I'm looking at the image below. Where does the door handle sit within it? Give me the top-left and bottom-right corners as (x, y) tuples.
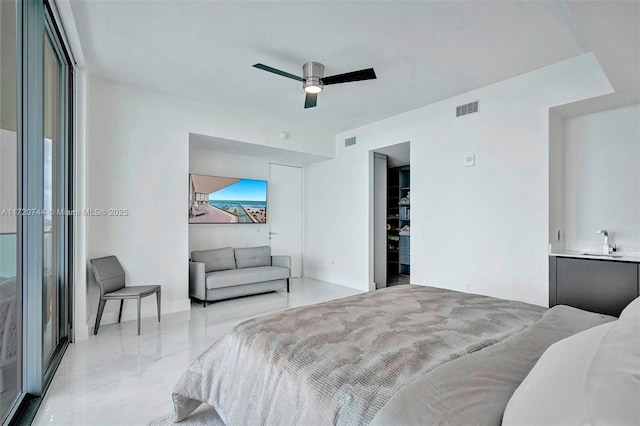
(269, 232), (278, 235)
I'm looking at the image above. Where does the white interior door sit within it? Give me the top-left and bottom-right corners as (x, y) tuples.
(269, 164), (303, 277)
(373, 153), (388, 289)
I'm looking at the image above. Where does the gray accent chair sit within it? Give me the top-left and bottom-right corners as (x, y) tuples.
(90, 255), (161, 335)
(189, 246), (291, 307)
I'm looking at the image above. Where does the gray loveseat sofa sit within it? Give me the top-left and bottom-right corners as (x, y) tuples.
(189, 246), (291, 306)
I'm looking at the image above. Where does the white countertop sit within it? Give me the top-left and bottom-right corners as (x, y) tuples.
(549, 249), (640, 263)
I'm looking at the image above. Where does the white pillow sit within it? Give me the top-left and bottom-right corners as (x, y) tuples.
(503, 316), (640, 425)
(586, 316), (640, 425)
(620, 296), (640, 319)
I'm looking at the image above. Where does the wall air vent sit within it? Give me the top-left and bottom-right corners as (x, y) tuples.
(345, 136), (356, 147)
(456, 101), (479, 117)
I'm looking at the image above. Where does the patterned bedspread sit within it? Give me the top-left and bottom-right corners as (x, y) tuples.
(172, 285), (545, 425)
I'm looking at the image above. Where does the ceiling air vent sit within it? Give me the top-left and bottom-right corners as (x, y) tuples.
(345, 136), (356, 147)
(456, 101), (479, 117)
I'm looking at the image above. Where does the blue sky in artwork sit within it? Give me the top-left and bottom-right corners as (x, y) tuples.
(209, 179), (267, 202)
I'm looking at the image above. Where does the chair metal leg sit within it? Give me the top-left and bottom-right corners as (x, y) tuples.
(156, 289), (161, 322)
(94, 299), (106, 335)
(118, 300), (124, 323)
(137, 297), (141, 335)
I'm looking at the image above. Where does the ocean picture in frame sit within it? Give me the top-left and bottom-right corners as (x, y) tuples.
(189, 174), (267, 224)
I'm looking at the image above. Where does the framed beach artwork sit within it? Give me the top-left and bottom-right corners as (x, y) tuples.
(189, 174), (267, 224)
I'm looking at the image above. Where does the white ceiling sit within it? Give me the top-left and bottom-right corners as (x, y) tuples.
(69, 0), (639, 152)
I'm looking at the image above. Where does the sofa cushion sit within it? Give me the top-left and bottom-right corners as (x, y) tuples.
(206, 266), (289, 290)
(234, 246), (271, 269)
(191, 247), (236, 272)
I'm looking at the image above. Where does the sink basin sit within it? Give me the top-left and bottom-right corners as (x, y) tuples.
(581, 253), (624, 258)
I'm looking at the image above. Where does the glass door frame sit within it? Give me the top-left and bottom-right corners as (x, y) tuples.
(1, 0), (23, 422)
(42, 1), (72, 382)
(8, 0), (74, 422)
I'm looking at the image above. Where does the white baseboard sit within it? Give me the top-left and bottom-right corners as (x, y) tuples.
(73, 322), (90, 341)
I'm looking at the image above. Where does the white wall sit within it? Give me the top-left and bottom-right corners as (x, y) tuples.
(74, 68), (89, 340)
(188, 146), (294, 252)
(305, 53), (613, 306)
(563, 104), (640, 254)
(85, 76), (332, 332)
(548, 110), (565, 250)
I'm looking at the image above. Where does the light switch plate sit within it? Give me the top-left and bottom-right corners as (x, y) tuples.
(464, 153), (476, 167)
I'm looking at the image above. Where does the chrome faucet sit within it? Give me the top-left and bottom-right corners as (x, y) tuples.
(598, 230), (615, 254)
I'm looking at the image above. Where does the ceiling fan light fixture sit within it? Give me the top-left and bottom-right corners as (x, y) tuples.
(302, 61), (325, 94)
(252, 60), (376, 109)
(304, 82), (323, 94)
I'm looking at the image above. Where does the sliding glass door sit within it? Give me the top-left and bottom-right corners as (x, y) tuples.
(43, 19), (69, 374)
(37, 0), (73, 391)
(0, 0), (73, 422)
(0, 0), (20, 420)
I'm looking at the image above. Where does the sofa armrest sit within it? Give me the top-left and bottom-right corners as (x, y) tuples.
(189, 261), (206, 300)
(271, 255), (291, 276)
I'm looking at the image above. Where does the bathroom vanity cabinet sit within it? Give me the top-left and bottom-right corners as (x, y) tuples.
(549, 255), (639, 317)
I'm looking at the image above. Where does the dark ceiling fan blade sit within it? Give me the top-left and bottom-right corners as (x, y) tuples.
(321, 68), (376, 85)
(304, 92), (317, 109)
(252, 63), (303, 82)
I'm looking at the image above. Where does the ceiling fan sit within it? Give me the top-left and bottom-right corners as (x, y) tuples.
(252, 62), (377, 109)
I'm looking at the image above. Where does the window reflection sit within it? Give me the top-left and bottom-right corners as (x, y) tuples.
(0, 0), (20, 419)
(43, 34), (59, 366)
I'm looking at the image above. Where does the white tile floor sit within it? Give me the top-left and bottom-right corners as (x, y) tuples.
(33, 278), (362, 425)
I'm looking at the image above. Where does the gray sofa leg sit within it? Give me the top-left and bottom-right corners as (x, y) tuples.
(287, 278), (290, 293)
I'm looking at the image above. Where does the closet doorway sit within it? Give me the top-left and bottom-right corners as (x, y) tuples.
(371, 142), (410, 289)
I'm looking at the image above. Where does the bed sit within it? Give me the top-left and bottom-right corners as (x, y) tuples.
(170, 285), (640, 425)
